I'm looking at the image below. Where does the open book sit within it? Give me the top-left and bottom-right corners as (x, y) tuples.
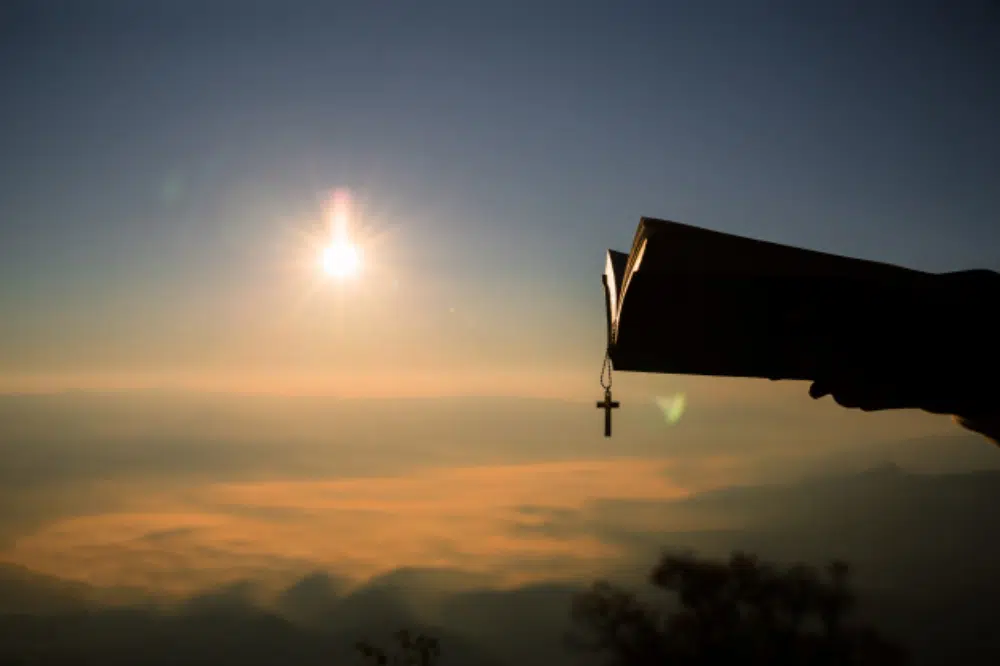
(602, 217), (934, 381)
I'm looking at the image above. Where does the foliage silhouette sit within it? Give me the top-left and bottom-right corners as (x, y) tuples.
(567, 551), (907, 666)
(356, 628), (441, 666)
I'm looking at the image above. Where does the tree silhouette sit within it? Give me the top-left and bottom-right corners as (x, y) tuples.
(568, 551), (907, 666)
(355, 629), (441, 666)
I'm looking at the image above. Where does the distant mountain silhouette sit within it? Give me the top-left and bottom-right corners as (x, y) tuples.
(796, 432), (1000, 477)
(0, 563), (92, 614)
(439, 582), (582, 666)
(4, 467), (1000, 665)
(274, 570), (350, 627)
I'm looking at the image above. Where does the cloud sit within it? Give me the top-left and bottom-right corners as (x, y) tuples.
(0, 392), (988, 604)
(6, 467), (1000, 665)
(2, 459), (693, 594)
(0, 564), (520, 666)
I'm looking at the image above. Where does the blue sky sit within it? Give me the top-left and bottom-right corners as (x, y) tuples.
(1, 0), (998, 390)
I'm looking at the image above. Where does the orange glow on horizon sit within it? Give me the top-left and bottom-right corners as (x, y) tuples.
(0, 459), (693, 594)
(0, 368), (595, 400)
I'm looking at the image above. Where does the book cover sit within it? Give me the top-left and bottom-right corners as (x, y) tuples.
(604, 218), (945, 384)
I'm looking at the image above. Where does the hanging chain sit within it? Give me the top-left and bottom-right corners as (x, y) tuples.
(600, 349), (613, 391)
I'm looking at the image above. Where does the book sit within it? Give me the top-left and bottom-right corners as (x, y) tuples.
(602, 217), (998, 414)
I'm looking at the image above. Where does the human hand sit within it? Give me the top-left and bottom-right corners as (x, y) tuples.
(803, 269), (1000, 447)
(808, 378), (999, 447)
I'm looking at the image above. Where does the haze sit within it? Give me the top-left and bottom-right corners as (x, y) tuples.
(1, 2), (999, 664)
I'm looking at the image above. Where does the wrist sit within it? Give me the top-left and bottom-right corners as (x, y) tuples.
(953, 414), (1000, 447)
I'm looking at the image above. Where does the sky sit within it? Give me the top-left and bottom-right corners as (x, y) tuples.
(1, 2), (1000, 662)
(2, 0), (999, 396)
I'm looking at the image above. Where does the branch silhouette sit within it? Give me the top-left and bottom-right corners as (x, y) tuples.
(567, 551), (907, 666)
(356, 629), (441, 666)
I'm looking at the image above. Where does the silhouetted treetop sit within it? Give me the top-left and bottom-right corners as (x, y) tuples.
(569, 550), (907, 666)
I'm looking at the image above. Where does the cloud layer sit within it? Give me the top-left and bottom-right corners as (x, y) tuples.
(0, 391), (984, 596)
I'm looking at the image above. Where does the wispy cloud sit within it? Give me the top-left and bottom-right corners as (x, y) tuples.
(3, 459), (694, 593)
(0, 392), (969, 597)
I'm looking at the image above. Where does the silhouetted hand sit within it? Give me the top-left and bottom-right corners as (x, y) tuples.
(806, 269), (1000, 448)
(809, 374), (1000, 447)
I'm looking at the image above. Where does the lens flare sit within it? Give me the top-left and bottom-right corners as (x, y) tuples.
(655, 393), (687, 424)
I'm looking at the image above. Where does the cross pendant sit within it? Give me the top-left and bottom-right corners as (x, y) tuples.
(596, 388), (620, 437)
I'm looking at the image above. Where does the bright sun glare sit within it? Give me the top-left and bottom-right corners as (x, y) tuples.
(322, 240), (363, 278)
(316, 188), (364, 280)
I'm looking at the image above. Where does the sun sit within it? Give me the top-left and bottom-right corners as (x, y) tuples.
(321, 239), (363, 278)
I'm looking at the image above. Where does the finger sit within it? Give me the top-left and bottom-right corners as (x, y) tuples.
(837, 382), (902, 411)
(832, 391), (863, 410)
(811, 380), (895, 411)
(810, 380), (866, 408)
(809, 381), (830, 400)
(810, 380), (875, 407)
